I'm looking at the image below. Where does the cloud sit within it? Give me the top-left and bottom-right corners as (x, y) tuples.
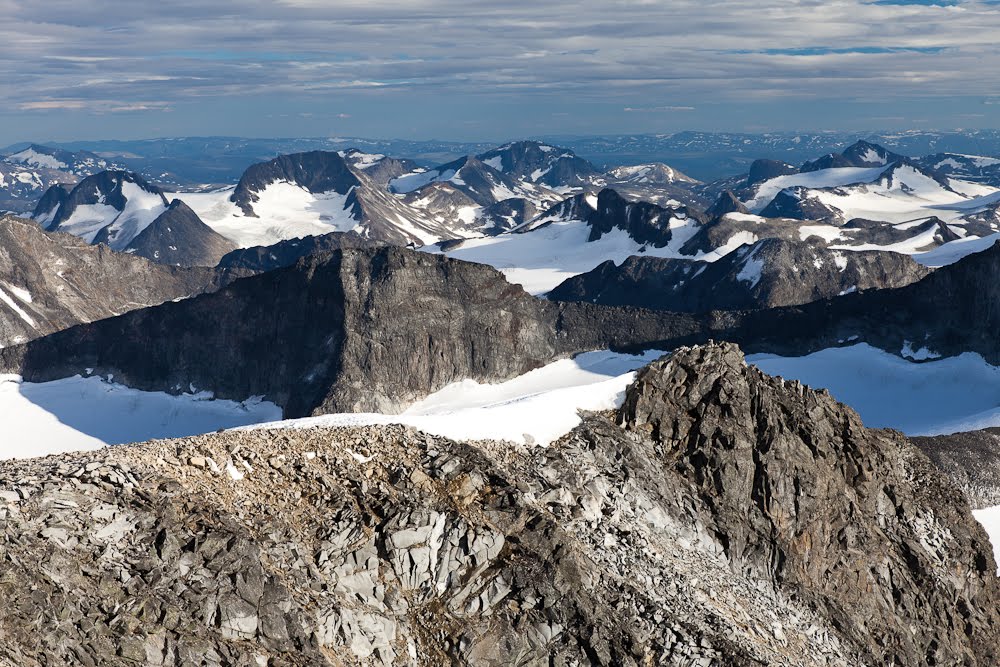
(1, 0), (999, 137)
(624, 106), (696, 112)
(18, 99), (171, 113)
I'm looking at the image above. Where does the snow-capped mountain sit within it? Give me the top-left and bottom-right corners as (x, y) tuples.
(917, 153), (1000, 188)
(34, 171), (234, 267)
(4, 144), (123, 176)
(605, 162), (699, 186)
(476, 140), (601, 188)
(42, 171), (171, 246)
(547, 236), (929, 311)
(800, 140), (906, 172)
(176, 150), (490, 248)
(0, 145), (129, 214)
(388, 151), (570, 235)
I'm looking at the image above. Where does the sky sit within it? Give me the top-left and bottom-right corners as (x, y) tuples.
(2, 0), (1000, 144)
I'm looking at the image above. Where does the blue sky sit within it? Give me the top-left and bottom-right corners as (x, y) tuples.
(1, 0), (999, 144)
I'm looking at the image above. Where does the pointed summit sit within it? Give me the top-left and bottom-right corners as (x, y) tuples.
(706, 190), (749, 219)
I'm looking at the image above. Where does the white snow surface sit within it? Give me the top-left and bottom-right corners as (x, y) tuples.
(973, 505), (1000, 574)
(1, 374), (281, 459)
(2, 349), (663, 458)
(55, 181), (168, 249)
(747, 344), (1000, 436)
(172, 182), (361, 248)
(7, 148), (66, 170)
(423, 218), (730, 295)
(746, 166), (891, 211)
(242, 349), (666, 446)
(735, 246), (764, 288)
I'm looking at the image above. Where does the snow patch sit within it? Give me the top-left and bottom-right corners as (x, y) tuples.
(1, 375), (281, 458)
(242, 349), (666, 447)
(747, 344), (1000, 436)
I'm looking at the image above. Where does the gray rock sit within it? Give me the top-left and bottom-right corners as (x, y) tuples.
(0, 343), (995, 665)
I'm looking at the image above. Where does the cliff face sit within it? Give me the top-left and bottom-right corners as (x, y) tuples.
(0, 247), (566, 417)
(0, 215), (238, 347)
(0, 343), (994, 666)
(548, 238), (930, 312)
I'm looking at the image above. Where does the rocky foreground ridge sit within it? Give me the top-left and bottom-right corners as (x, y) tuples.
(0, 343), (996, 666)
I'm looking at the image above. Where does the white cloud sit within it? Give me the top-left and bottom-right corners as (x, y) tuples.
(1, 0), (999, 129)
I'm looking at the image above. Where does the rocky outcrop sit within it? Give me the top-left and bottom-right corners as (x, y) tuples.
(746, 158), (798, 187)
(340, 149), (419, 185)
(0, 245), (707, 416)
(0, 247), (562, 416)
(0, 215), (239, 346)
(125, 199), (236, 267)
(477, 198), (538, 234)
(518, 192), (596, 232)
(800, 140), (905, 172)
(216, 231), (376, 272)
(548, 237), (930, 311)
(0, 343), (995, 665)
(759, 187), (845, 222)
(705, 190), (749, 219)
(912, 428), (1000, 509)
(587, 188), (706, 247)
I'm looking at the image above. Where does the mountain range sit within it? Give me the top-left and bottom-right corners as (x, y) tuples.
(8, 132), (1000, 664)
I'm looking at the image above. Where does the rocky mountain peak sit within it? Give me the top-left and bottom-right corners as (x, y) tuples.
(706, 189), (749, 218)
(124, 199), (237, 267)
(746, 158), (798, 187)
(588, 188), (704, 247)
(477, 140), (600, 187)
(618, 342), (1000, 665)
(801, 140), (906, 173)
(0, 342), (996, 664)
(230, 151), (362, 217)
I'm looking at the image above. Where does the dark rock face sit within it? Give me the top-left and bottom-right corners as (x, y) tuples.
(912, 428), (1000, 509)
(0, 215), (238, 346)
(216, 231), (375, 272)
(691, 240), (1000, 365)
(0, 343), (995, 665)
(800, 140), (905, 172)
(477, 198), (538, 234)
(231, 151), (363, 217)
(746, 158), (798, 187)
(31, 183), (72, 226)
(340, 148), (419, 185)
(48, 170), (168, 231)
(549, 237), (930, 311)
(125, 199), (236, 267)
(705, 190), (749, 218)
(0, 242), (710, 416)
(476, 140), (601, 188)
(759, 187), (844, 222)
(618, 344), (1000, 666)
(587, 189), (705, 247)
(520, 192), (597, 231)
(0, 247), (562, 417)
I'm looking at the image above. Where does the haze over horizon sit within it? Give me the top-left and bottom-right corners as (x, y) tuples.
(2, 0), (1000, 145)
